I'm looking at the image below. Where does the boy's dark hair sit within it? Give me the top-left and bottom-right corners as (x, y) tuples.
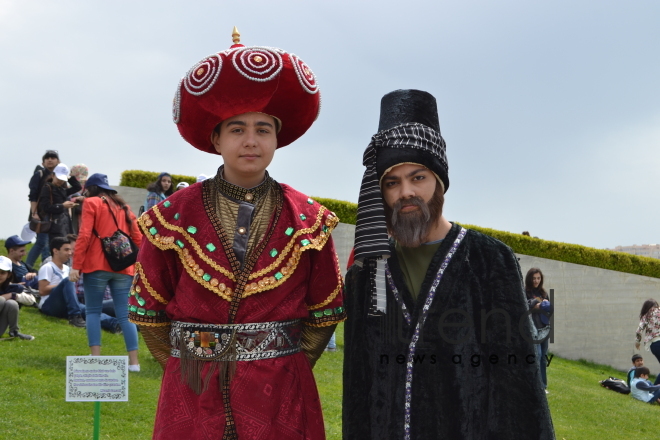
(632, 354), (643, 363)
(66, 234), (78, 242)
(49, 236), (71, 256)
(634, 367), (651, 378)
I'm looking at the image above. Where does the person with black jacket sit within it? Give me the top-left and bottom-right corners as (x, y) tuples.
(38, 163), (81, 247)
(525, 267), (554, 393)
(26, 150), (60, 267)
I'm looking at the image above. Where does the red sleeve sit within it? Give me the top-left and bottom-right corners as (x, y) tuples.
(73, 199), (97, 271)
(128, 217), (177, 327)
(303, 235), (346, 327)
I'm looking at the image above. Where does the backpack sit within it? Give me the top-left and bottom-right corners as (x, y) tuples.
(599, 376), (630, 394)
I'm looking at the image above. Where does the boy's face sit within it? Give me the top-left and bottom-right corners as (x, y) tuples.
(212, 112), (277, 181)
(641, 373), (650, 380)
(634, 358), (644, 368)
(8, 246), (26, 261)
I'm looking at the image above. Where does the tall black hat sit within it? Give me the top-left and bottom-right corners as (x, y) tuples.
(354, 89), (449, 314)
(375, 89), (449, 192)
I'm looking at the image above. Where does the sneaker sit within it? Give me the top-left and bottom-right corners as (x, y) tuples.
(68, 315), (86, 328)
(325, 347), (337, 352)
(128, 364), (140, 372)
(545, 389), (549, 394)
(112, 323), (123, 335)
(9, 331), (35, 341)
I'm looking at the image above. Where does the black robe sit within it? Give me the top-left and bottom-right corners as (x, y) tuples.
(343, 223), (555, 439)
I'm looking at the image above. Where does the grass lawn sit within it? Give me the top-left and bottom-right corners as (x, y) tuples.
(1, 306), (658, 439)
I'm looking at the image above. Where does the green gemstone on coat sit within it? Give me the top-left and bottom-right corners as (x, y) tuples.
(137, 308), (146, 316)
(299, 214), (307, 221)
(137, 297), (146, 306)
(335, 306), (345, 314)
(313, 311), (324, 318)
(146, 310), (156, 317)
(206, 243), (216, 252)
(307, 198), (314, 204)
(174, 213), (180, 220)
(269, 248), (278, 258)
(202, 273), (211, 282)
(323, 308), (333, 316)
(285, 227), (294, 236)
(149, 227), (158, 235)
(187, 226), (197, 234)
(274, 272), (283, 280)
(300, 239), (311, 247)
(176, 240), (184, 248)
(163, 201), (171, 207)
(129, 305), (137, 312)
(322, 225), (329, 233)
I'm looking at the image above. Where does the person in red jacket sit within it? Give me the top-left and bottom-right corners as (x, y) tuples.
(69, 173), (142, 371)
(128, 28), (344, 440)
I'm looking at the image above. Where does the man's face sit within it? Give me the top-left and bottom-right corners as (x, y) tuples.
(212, 112), (278, 181)
(634, 358), (644, 368)
(381, 163), (443, 247)
(44, 157), (59, 170)
(54, 244), (73, 263)
(8, 246), (26, 262)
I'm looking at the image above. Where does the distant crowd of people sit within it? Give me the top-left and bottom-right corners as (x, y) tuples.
(0, 149), (216, 372)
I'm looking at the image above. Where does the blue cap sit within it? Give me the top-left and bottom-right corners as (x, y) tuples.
(5, 235), (31, 249)
(86, 173), (116, 193)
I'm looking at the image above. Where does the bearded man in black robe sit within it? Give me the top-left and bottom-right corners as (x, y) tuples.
(343, 89), (555, 440)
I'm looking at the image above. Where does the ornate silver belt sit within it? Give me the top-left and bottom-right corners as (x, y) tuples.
(169, 319), (301, 361)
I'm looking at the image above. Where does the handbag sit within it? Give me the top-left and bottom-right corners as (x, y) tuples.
(29, 185), (53, 234)
(93, 197), (139, 271)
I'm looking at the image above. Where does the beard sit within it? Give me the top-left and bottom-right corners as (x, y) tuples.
(384, 188), (444, 247)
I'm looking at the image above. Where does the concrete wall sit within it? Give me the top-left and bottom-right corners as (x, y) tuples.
(112, 186), (146, 217)
(517, 254), (659, 373)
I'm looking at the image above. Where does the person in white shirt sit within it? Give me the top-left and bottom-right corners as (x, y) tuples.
(38, 236), (119, 332)
(38, 236), (86, 327)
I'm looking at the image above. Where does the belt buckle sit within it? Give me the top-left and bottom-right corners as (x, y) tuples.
(183, 327), (234, 360)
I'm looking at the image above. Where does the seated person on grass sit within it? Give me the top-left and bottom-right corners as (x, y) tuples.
(5, 235), (39, 290)
(37, 237), (120, 333)
(630, 367), (660, 404)
(0, 256), (34, 340)
(627, 354), (660, 388)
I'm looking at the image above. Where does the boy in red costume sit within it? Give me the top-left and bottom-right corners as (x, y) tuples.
(129, 29), (345, 440)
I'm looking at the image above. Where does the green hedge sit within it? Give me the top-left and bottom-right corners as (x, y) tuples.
(456, 224), (660, 279)
(119, 170), (660, 278)
(312, 197), (358, 226)
(119, 170), (196, 189)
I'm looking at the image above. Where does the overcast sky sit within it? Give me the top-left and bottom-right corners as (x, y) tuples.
(1, 0), (659, 250)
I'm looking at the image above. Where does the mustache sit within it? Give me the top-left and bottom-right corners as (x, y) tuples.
(391, 197), (431, 226)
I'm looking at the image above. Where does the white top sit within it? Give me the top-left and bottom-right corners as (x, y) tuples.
(37, 261), (70, 309)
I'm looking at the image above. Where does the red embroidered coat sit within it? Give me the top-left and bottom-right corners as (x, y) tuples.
(129, 181), (345, 440)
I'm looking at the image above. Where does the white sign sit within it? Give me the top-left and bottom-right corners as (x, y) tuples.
(66, 356), (129, 402)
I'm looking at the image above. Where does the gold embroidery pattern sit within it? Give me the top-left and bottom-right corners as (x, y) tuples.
(143, 206), (236, 281)
(139, 213), (234, 302)
(248, 207), (331, 280)
(242, 213), (340, 298)
(139, 205), (339, 303)
(304, 312), (347, 327)
(129, 312), (171, 326)
(135, 262), (169, 305)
